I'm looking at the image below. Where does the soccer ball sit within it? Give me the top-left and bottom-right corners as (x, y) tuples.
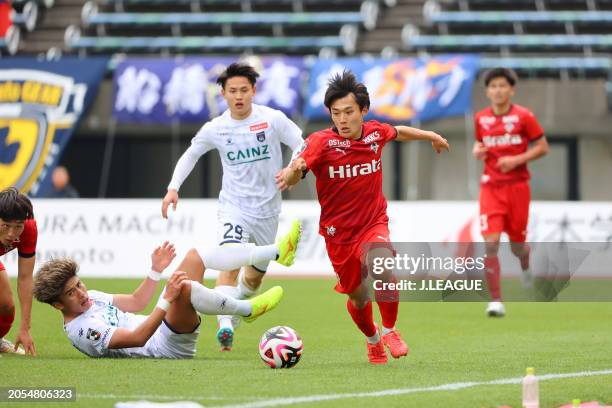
(258, 326), (303, 369)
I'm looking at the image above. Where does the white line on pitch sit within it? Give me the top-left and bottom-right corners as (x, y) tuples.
(215, 369), (612, 408)
(77, 394), (260, 401)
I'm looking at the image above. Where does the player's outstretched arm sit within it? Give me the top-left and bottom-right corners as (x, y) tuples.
(496, 136), (549, 173)
(15, 255), (36, 356)
(112, 242), (176, 313)
(395, 126), (450, 154)
(275, 158), (307, 192)
(108, 271), (187, 349)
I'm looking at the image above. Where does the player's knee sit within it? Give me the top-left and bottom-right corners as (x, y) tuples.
(484, 240), (500, 256)
(348, 296), (369, 309)
(186, 248), (201, 263)
(347, 287), (370, 308)
(178, 279), (193, 301)
(243, 273), (262, 291)
(510, 244), (527, 257)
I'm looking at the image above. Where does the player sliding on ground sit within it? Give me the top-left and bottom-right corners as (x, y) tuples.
(32, 221), (301, 358)
(276, 71), (450, 364)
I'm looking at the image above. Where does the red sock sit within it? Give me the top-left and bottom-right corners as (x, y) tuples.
(374, 277), (399, 329)
(519, 244), (530, 270)
(346, 300), (376, 338)
(484, 255), (501, 301)
(376, 301), (398, 330)
(0, 308), (15, 339)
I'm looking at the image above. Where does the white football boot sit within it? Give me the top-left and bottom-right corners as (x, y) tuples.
(0, 338), (25, 355)
(486, 301), (506, 317)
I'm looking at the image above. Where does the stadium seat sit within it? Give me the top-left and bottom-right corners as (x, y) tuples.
(0, 24), (19, 55)
(11, 1), (38, 32)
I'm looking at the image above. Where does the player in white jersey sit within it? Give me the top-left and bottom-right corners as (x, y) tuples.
(161, 62), (303, 351)
(32, 222), (301, 358)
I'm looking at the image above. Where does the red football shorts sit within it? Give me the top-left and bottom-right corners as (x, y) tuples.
(325, 223), (393, 294)
(479, 180), (530, 242)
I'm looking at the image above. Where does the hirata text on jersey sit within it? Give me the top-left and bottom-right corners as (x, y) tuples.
(328, 159), (381, 179)
(482, 134), (522, 147)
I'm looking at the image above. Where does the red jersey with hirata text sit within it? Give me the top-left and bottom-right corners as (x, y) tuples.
(474, 104), (544, 185)
(0, 218), (37, 270)
(297, 120), (397, 244)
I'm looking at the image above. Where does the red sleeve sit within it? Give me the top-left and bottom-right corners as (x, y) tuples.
(17, 219), (37, 258)
(297, 134), (321, 171)
(522, 110), (544, 141)
(474, 115), (483, 142)
(381, 122), (398, 144)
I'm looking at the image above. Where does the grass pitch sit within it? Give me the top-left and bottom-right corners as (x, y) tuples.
(3, 278), (612, 408)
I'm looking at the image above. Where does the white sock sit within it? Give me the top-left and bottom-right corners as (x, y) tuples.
(236, 270), (257, 299)
(366, 331), (381, 344)
(197, 244), (278, 271)
(189, 281), (252, 316)
(381, 326), (395, 336)
(215, 285), (240, 329)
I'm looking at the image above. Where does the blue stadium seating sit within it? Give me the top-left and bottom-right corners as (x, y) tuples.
(82, 11), (365, 28)
(68, 0), (378, 55)
(66, 32), (349, 52)
(404, 34), (612, 51)
(427, 11), (612, 25)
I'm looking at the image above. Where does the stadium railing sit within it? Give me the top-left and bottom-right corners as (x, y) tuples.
(426, 11), (612, 24)
(424, 9), (612, 35)
(480, 56), (612, 78)
(80, 3), (377, 31)
(68, 0), (376, 55)
(402, 32), (612, 53)
(93, 0), (392, 13)
(433, 0), (612, 11)
(64, 27), (358, 54)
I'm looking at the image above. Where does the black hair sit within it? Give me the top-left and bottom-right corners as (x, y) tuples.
(484, 67), (517, 87)
(324, 70), (370, 111)
(0, 187), (34, 221)
(216, 62), (259, 89)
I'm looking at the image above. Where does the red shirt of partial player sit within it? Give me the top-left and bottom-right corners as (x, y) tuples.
(0, 219), (37, 270)
(297, 120), (397, 244)
(474, 104), (544, 185)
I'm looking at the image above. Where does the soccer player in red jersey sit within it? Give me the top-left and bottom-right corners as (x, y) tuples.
(473, 68), (549, 317)
(0, 187), (37, 355)
(276, 71), (449, 364)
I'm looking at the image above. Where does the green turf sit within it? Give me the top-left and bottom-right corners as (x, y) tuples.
(2, 278), (612, 408)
